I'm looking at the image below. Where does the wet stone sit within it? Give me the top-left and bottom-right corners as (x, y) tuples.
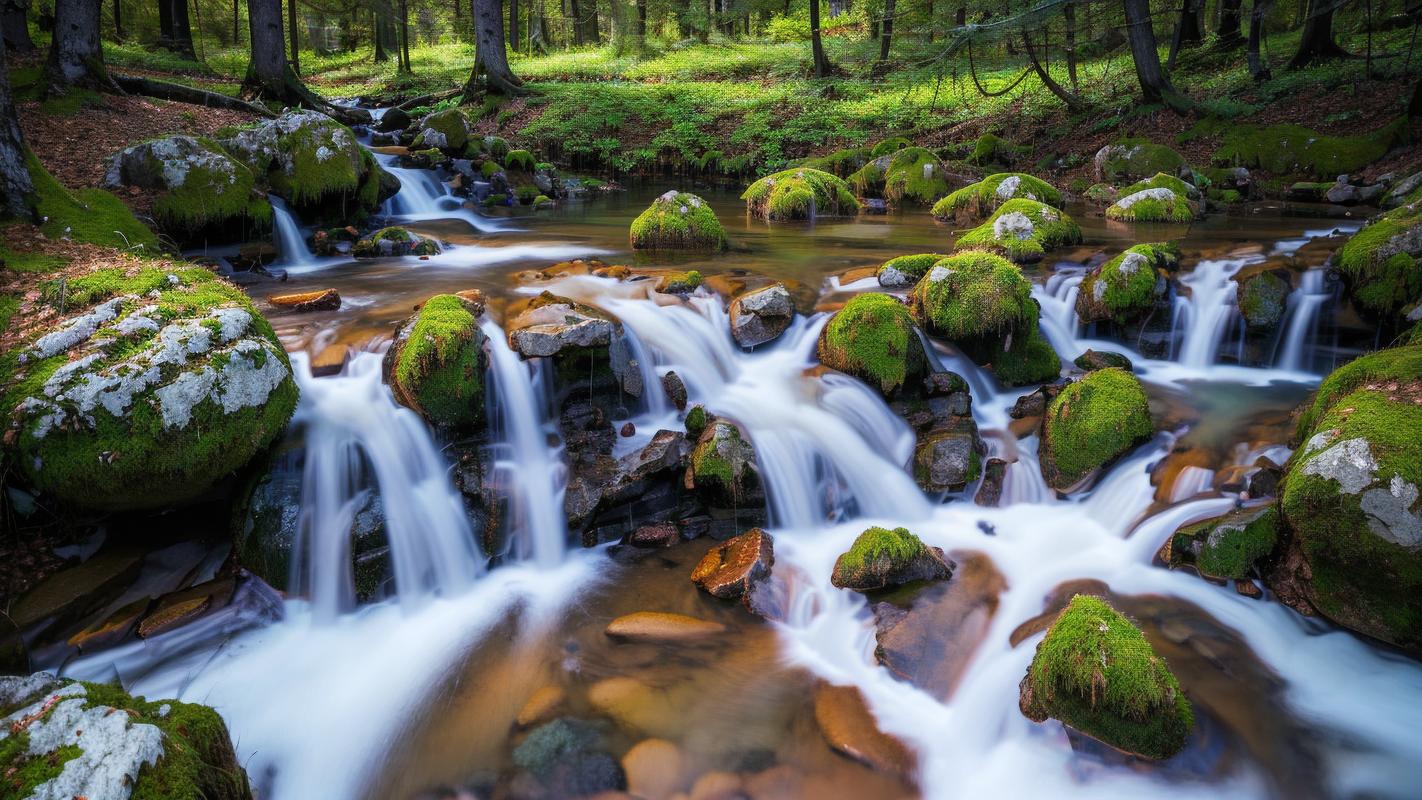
(729, 283), (795, 348)
(605, 611), (727, 642)
(690, 528), (774, 601)
(974, 457), (1009, 507)
(269, 288), (341, 312)
(812, 683), (916, 779)
(661, 371), (688, 410)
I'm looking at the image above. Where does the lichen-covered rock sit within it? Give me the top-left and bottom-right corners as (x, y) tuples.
(352, 226), (441, 258)
(1039, 368), (1153, 491)
(221, 110), (390, 224)
(875, 253), (950, 288)
(1019, 595), (1193, 760)
(685, 419), (757, 503)
(102, 135), (271, 244)
(1075, 243), (1178, 325)
(931, 173), (1061, 221)
(831, 526), (953, 591)
(1275, 344), (1422, 650)
(818, 293), (923, 396)
(0, 673), (252, 799)
(1238, 272), (1290, 329)
(691, 527), (774, 600)
(1093, 139), (1187, 184)
(741, 168), (860, 220)
(1083, 183), (1118, 204)
(1333, 199), (1422, 320)
(507, 292), (617, 358)
(629, 191), (727, 251)
(386, 294), (486, 431)
(909, 251), (1034, 342)
(728, 283), (794, 348)
(914, 416), (983, 493)
(847, 147), (953, 206)
(412, 108), (471, 153)
(955, 199), (1082, 263)
(2, 267), (297, 510)
(1166, 505), (1279, 580)
(1105, 187), (1196, 223)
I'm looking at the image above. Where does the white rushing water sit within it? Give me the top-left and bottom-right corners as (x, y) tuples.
(372, 151), (505, 233)
(1274, 269), (1331, 372)
(1172, 257), (1253, 369)
(269, 196), (319, 268)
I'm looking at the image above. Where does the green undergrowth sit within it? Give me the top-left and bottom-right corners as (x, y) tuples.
(26, 152), (159, 254)
(1212, 117), (1409, 179)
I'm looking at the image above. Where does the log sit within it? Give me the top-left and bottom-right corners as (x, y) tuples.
(112, 74), (276, 117)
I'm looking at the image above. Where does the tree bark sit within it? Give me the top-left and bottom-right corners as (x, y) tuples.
(1024, 31), (1085, 111)
(876, 0), (895, 69)
(288, 0), (301, 73)
(1, 0), (35, 53)
(1247, 0), (1272, 79)
(115, 0), (124, 42)
(810, 0), (829, 77)
(1289, 0), (1349, 67)
(635, 0), (646, 51)
(158, 0), (197, 59)
(46, 0), (115, 94)
(239, 0), (364, 122)
(463, 0), (523, 98)
(1216, 0), (1244, 46)
(374, 0), (396, 61)
(509, 0), (520, 52)
(569, 0), (583, 44)
(1167, 0), (1204, 67)
(1064, 1), (1078, 90)
(1123, 0), (1187, 110)
(399, 0), (411, 71)
(1411, 77), (1422, 118)
(0, 34), (33, 221)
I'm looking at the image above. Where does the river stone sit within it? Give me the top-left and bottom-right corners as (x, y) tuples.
(508, 292), (618, 358)
(269, 288), (341, 312)
(516, 686), (566, 729)
(621, 738), (686, 800)
(375, 106), (410, 132)
(661, 371), (688, 410)
(1073, 349), (1134, 373)
(831, 527), (954, 592)
(605, 611), (727, 642)
(974, 457), (1009, 507)
(729, 283), (795, 348)
(685, 419), (758, 504)
(913, 417), (983, 493)
(691, 528), (774, 600)
(101, 135), (268, 243)
(811, 683), (915, 778)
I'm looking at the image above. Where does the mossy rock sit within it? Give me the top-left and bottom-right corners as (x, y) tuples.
(24, 151), (160, 254)
(1167, 505), (1279, 580)
(387, 294), (486, 431)
(1237, 272), (1290, 329)
(967, 133), (1026, 167)
(102, 135), (271, 245)
(482, 135), (511, 159)
(684, 404), (709, 439)
(798, 146), (872, 177)
(352, 226), (441, 258)
(1121, 172), (1199, 200)
(1278, 345), (1422, 650)
(413, 108), (471, 152)
(1083, 183), (1118, 204)
(2, 267), (298, 511)
(984, 328), (1063, 387)
(630, 191), (727, 251)
(955, 199), (1082, 263)
(0, 675), (252, 799)
(818, 293), (924, 396)
(932, 173), (1061, 221)
(1019, 594), (1193, 760)
(505, 148), (537, 173)
(1039, 368), (1153, 491)
(1214, 118), (1407, 180)
(1333, 200), (1422, 320)
(1076, 243), (1178, 325)
(870, 136), (913, 157)
(1105, 187), (1196, 223)
(830, 526), (952, 591)
(1094, 139), (1187, 184)
(655, 269), (705, 294)
(847, 147), (952, 206)
(876, 252), (950, 288)
(687, 419), (757, 504)
(741, 168), (860, 220)
(909, 250), (1035, 341)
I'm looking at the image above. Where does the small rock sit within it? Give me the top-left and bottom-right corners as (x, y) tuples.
(662, 371), (688, 410)
(974, 458), (1009, 507)
(376, 107), (411, 132)
(1236, 580), (1263, 599)
(605, 611), (727, 642)
(621, 422), (636, 437)
(729, 283), (795, 348)
(1073, 349), (1133, 372)
(516, 686), (566, 728)
(269, 288), (341, 312)
(689, 771), (745, 800)
(812, 683), (915, 778)
(690, 529), (774, 601)
(625, 522), (679, 548)
(310, 343), (351, 377)
(621, 738), (686, 800)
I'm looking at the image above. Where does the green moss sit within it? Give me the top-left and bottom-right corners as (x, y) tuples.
(26, 152), (159, 254)
(1022, 595), (1193, 760)
(1296, 344), (1422, 437)
(689, 420), (755, 502)
(1097, 139), (1187, 183)
(392, 294), (485, 431)
(684, 404), (709, 438)
(1105, 187), (1196, 223)
(1215, 118), (1408, 179)
(145, 138), (271, 240)
(876, 252), (950, 286)
(630, 191), (727, 251)
(1333, 202), (1422, 319)
(850, 147), (952, 206)
(0, 242), (68, 273)
(831, 526), (939, 589)
(483, 135), (511, 159)
(799, 146), (870, 176)
(505, 148), (537, 172)
(480, 160), (503, 178)
(1238, 272), (1290, 329)
(932, 173), (1061, 221)
(1172, 506), (1279, 580)
(987, 328), (1062, 387)
(956, 199), (1082, 263)
(1040, 368), (1153, 489)
(818, 292), (922, 396)
(1076, 243), (1178, 324)
(870, 136), (912, 157)
(353, 226), (440, 257)
(0, 295), (17, 333)
(1121, 172), (1195, 198)
(909, 250), (1035, 340)
(968, 133), (1025, 167)
(418, 108), (471, 151)
(657, 269), (705, 293)
(0, 731), (82, 798)
(741, 167), (860, 220)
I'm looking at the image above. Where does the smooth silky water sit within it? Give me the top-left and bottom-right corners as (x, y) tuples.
(58, 156), (1422, 800)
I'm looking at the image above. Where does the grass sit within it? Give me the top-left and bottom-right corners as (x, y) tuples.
(26, 152), (159, 254)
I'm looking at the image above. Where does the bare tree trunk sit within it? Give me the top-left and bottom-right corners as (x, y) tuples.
(234, 0), (240, 44)
(1289, 0), (1349, 67)
(288, 0), (301, 73)
(399, 0), (411, 71)
(46, 0), (115, 95)
(240, 0), (361, 121)
(1123, 0), (1187, 110)
(569, 0), (583, 44)
(1248, 0), (1272, 78)
(0, 34), (33, 220)
(635, 0), (646, 51)
(2, 0), (35, 52)
(1024, 31), (1085, 111)
(1411, 77), (1422, 118)
(876, 0), (895, 70)
(1167, 0), (1204, 67)
(509, 0), (520, 52)
(159, 0), (197, 59)
(1216, 0), (1244, 46)
(810, 0), (829, 77)
(1064, 1), (1078, 90)
(463, 0), (523, 97)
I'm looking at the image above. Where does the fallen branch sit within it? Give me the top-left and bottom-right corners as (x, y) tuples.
(396, 88), (462, 111)
(112, 74), (276, 118)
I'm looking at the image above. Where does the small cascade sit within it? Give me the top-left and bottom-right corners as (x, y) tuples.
(290, 352), (480, 620)
(481, 319), (569, 567)
(371, 151), (503, 233)
(1275, 269), (1331, 373)
(1173, 258), (1252, 369)
(270, 197), (318, 268)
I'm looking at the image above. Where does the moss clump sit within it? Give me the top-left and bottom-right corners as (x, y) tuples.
(1121, 172), (1197, 199)
(1039, 368), (1153, 490)
(1333, 201), (1422, 319)
(741, 168), (860, 220)
(482, 135), (511, 159)
(480, 160), (503, 178)
(909, 250), (1035, 340)
(504, 148), (537, 172)
(1020, 595), (1193, 760)
(2, 267), (298, 510)
(986, 328), (1062, 387)
(1238, 272), (1290, 329)
(1076, 243), (1178, 325)
(390, 294), (485, 431)
(799, 146), (870, 177)
(870, 136), (912, 157)
(831, 526), (952, 591)
(223, 110), (386, 224)
(876, 252), (950, 288)
(414, 108), (471, 152)
(1215, 118), (1407, 179)
(956, 199), (1082, 263)
(352, 226), (441, 257)
(656, 269), (705, 293)
(684, 404), (709, 439)
(1106, 187), (1196, 223)
(849, 147), (952, 206)
(630, 191), (727, 251)
(1170, 505), (1279, 580)
(688, 419), (756, 503)
(932, 173), (1061, 221)
(968, 133), (1025, 167)
(819, 293), (923, 396)
(1296, 344), (1422, 436)
(26, 152), (159, 253)
(1095, 139), (1187, 183)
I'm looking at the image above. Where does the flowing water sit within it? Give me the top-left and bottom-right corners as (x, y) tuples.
(55, 156), (1422, 800)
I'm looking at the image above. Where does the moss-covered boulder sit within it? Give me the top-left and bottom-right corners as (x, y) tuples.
(1075, 243), (1178, 325)
(102, 135), (271, 245)
(1214, 118), (1407, 180)
(505, 148), (537, 173)
(955, 199), (1082, 263)
(847, 147), (953, 206)
(1238, 272), (1290, 329)
(222, 110), (390, 225)
(629, 191), (727, 251)
(1166, 505), (1279, 580)
(1093, 139), (1187, 184)
(1, 266), (298, 510)
(741, 168), (860, 220)
(655, 269), (704, 294)
(386, 294), (486, 431)
(830, 526), (953, 591)
(1333, 199), (1421, 320)
(1121, 172), (1199, 200)
(412, 108), (471, 152)
(871, 136), (913, 157)
(986, 329), (1063, 387)
(875, 252), (950, 289)
(1275, 344), (1422, 650)
(1019, 595), (1193, 760)
(685, 419), (757, 504)
(818, 293), (924, 396)
(1105, 187), (1197, 223)
(0, 673), (252, 799)
(1039, 368), (1153, 491)
(908, 251), (1034, 341)
(353, 226), (442, 258)
(932, 173), (1061, 221)
(967, 133), (1026, 167)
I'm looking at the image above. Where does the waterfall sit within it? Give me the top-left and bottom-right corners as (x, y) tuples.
(289, 351), (481, 621)
(1173, 258), (1252, 369)
(371, 151), (504, 233)
(1275, 269), (1331, 373)
(481, 319), (570, 567)
(270, 197), (318, 268)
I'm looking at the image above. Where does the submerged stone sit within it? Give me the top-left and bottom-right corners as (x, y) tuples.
(352, 226), (441, 258)
(1075, 243), (1177, 325)
(812, 683), (916, 778)
(955, 199), (1082, 263)
(1238, 272), (1290, 329)
(932, 173), (1061, 222)
(605, 611), (727, 642)
(685, 419), (757, 503)
(913, 417), (983, 493)
(507, 292), (617, 358)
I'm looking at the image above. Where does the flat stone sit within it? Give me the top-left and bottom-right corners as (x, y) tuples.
(10, 548), (144, 630)
(689, 771), (745, 800)
(310, 343), (351, 377)
(812, 683), (915, 778)
(729, 284), (795, 348)
(138, 595), (211, 638)
(690, 529), (774, 600)
(605, 611), (727, 642)
(67, 597), (149, 653)
(269, 288), (341, 312)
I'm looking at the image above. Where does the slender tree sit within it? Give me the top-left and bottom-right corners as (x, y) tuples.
(2, 0), (35, 52)
(1167, 0), (1204, 67)
(1289, 0), (1349, 67)
(288, 0), (301, 73)
(158, 0), (197, 59)
(509, 0), (520, 52)
(46, 0), (116, 95)
(1123, 0), (1188, 110)
(1064, 1), (1079, 90)
(399, 0), (411, 71)
(0, 34), (33, 220)
(875, 0), (896, 73)
(1216, 0), (1244, 47)
(115, 0), (124, 42)
(463, 0), (523, 97)
(241, 0), (361, 120)
(810, 0), (829, 77)
(1247, 0), (1272, 79)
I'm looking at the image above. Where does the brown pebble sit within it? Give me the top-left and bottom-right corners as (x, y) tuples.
(621, 422), (636, 437)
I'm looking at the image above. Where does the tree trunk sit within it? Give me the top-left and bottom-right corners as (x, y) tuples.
(810, 0), (829, 77)
(584, 0), (599, 43)
(233, 0), (240, 45)
(46, 0), (114, 94)
(399, 0), (411, 71)
(876, 0), (895, 68)
(112, 73), (276, 115)
(288, 0), (301, 73)
(569, 0), (583, 44)
(509, 0), (520, 52)
(635, 0), (646, 51)
(1289, 0), (1348, 67)
(1248, 0), (1272, 79)
(1, 0), (34, 53)
(1123, 0), (1187, 110)
(1216, 0), (1244, 46)
(159, 0), (197, 59)
(1024, 32), (1085, 111)
(1167, 0), (1204, 67)
(0, 34), (33, 221)
(464, 0), (523, 97)
(1064, 1), (1078, 90)
(1411, 77), (1422, 118)
(114, 0), (123, 42)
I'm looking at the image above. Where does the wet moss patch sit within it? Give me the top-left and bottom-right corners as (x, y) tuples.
(1039, 368), (1153, 490)
(630, 191), (727, 251)
(819, 293), (922, 396)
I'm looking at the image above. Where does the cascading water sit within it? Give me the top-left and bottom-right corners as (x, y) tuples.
(371, 151), (504, 233)
(270, 196), (318, 268)
(1275, 269), (1331, 373)
(1173, 257), (1253, 368)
